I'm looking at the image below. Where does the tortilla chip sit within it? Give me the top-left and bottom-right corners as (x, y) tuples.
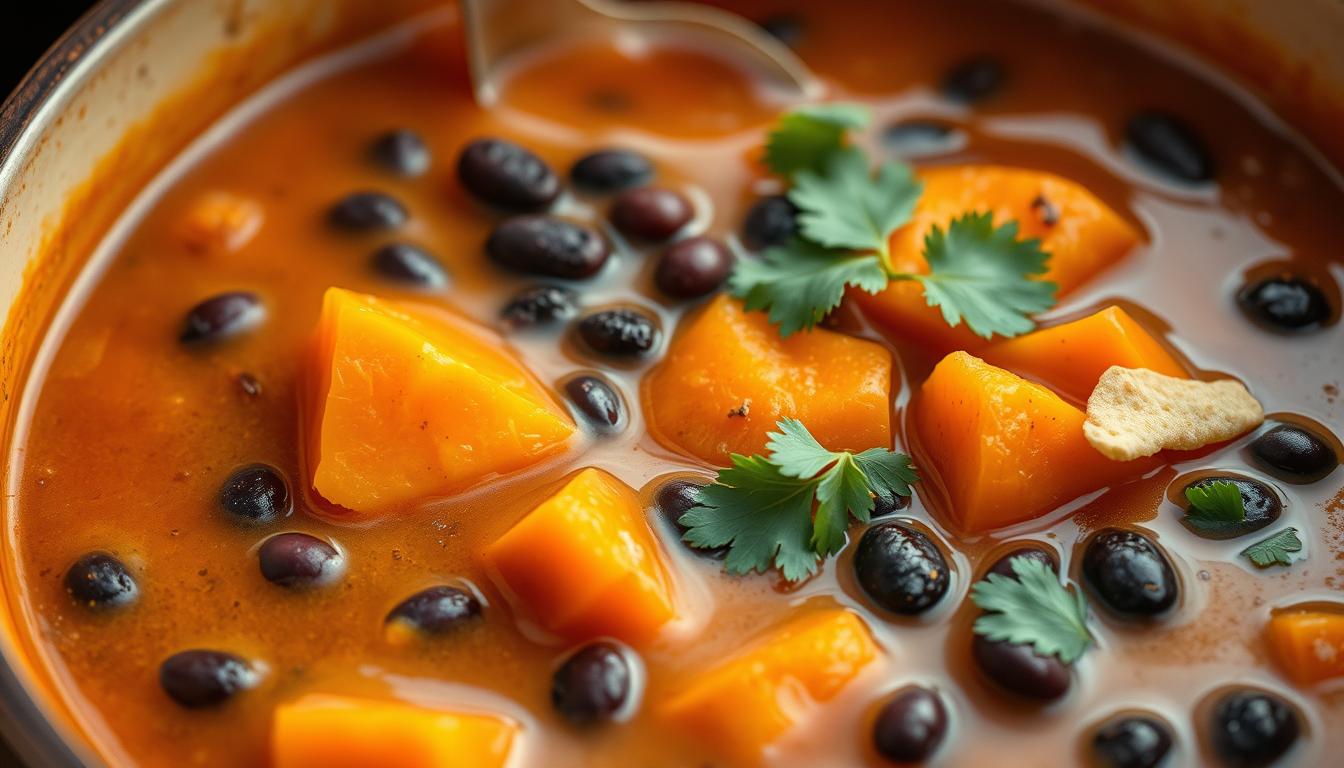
(1084, 366), (1263, 461)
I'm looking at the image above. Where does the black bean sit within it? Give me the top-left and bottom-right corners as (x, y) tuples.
(1091, 714), (1174, 768)
(576, 308), (660, 358)
(257, 533), (344, 589)
(1237, 275), (1332, 334)
(758, 14), (804, 48)
(1209, 690), (1300, 768)
(655, 236), (733, 298)
(1124, 111), (1214, 183)
(369, 129), (430, 177)
(871, 491), (910, 518)
(940, 56), (1005, 104)
(501, 285), (578, 328)
(570, 149), (653, 194)
(881, 120), (966, 158)
(610, 187), (693, 241)
(486, 216), (610, 279)
(457, 138), (560, 211)
(985, 546), (1059, 581)
(551, 642), (632, 726)
(1180, 476), (1281, 540)
(972, 635), (1071, 701)
(871, 686), (948, 763)
(853, 522), (951, 615)
(1082, 529), (1178, 618)
(179, 291), (264, 345)
(327, 191), (408, 231)
(564, 375), (624, 431)
(1250, 423), (1339, 482)
(218, 464), (290, 525)
(64, 552), (137, 610)
(370, 243), (449, 288)
(159, 650), (259, 708)
(385, 586), (482, 636)
(741, 195), (797, 252)
(655, 478), (726, 559)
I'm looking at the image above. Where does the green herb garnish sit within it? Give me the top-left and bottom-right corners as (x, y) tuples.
(971, 557), (1093, 663)
(681, 418), (918, 582)
(736, 104), (1056, 339)
(1241, 527), (1303, 568)
(1182, 480), (1246, 533)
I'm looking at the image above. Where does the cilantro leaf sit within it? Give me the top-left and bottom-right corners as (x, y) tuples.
(971, 556), (1093, 663)
(764, 417), (838, 479)
(730, 240), (887, 337)
(789, 148), (923, 253)
(909, 212), (1057, 339)
(852, 448), (919, 501)
(813, 454), (871, 555)
(1182, 480), (1246, 533)
(1241, 527), (1303, 568)
(763, 103), (871, 178)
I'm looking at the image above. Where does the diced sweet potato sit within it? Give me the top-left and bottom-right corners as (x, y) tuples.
(662, 609), (880, 766)
(643, 295), (893, 464)
(304, 288), (574, 517)
(983, 306), (1186, 403)
(482, 468), (677, 645)
(271, 694), (518, 768)
(1266, 611), (1344, 685)
(912, 352), (1155, 533)
(179, 191), (263, 254)
(852, 165), (1142, 352)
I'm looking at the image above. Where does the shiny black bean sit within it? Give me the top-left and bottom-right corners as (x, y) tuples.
(257, 533), (344, 589)
(1082, 529), (1178, 618)
(564, 375), (624, 431)
(985, 546), (1059, 581)
(758, 14), (804, 48)
(501, 285), (578, 328)
(610, 187), (693, 241)
(1209, 690), (1300, 768)
(854, 522), (951, 615)
(385, 586), (482, 636)
(218, 464), (290, 525)
(1091, 714), (1174, 768)
(551, 642), (632, 726)
(972, 635), (1071, 701)
(456, 137), (560, 211)
(370, 242), (449, 288)
(369, 129), (430, 177)
(655, 236), (733, 298)
(179, 291), (264, 345)
(64, 552), (137, 610)
(941, 56), (1005, 104)
(486, 216), (610, 279)
(159, 650), (259, 708)
(570, 149), (653, 194)
(1124, 111), (1214, 183)
(881, 120), (966, 158)
(1250, 423), (1339, 482)
(327, 191), (408, 231)
(1237, 275), (1332, 334)
(871, 491), (910, 518)
(741, 195), (797, 252)
(576, 308), (660, 358)
(655, 478), (725, 559)
(872, 686), (948, 763)
(1181, 476), (1280, 540)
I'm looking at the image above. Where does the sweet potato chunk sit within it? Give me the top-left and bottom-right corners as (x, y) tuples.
(853, 166), (1141, 352)
(912, 352), (1154, 533)
(662, 609), (880, 766)
(482, 468), (677, 645)
(983, 306), (1186, 403)
(643, 295), (893, 464)
(272, 694), (518, 768)
(1266, 611), (1344, 685)
(305, 288), (574, 516)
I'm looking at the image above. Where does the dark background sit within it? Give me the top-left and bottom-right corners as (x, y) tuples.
(2, 2), (100, 99)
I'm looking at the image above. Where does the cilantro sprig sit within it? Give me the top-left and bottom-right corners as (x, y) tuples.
(971, 556), (1093, 663)
(736, 103), (1057, 339)
(1241, 528), (1303, 568)
(681, 419), (918, 582)
(1182, 480), (1247, 533)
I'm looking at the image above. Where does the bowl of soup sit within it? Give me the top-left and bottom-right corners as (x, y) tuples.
(1, 1), (1342, 766)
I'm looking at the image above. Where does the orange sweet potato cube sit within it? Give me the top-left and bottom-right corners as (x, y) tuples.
(1267, 611), (1344, 685)
(482, 468), (677, 645)
(852, 165), (1141, 353)
(271, 694), (518, 768)
(304, 288), (574, 517)
(662, 609), (880, 766)
(643, 295), (893, 464)
(912, 352), (1155, 533)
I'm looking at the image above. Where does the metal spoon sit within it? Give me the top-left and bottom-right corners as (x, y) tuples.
(460, 0), (821, 105)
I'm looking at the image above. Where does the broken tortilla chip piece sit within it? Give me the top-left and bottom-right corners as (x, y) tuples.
(1084, 366), (1264, 461)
